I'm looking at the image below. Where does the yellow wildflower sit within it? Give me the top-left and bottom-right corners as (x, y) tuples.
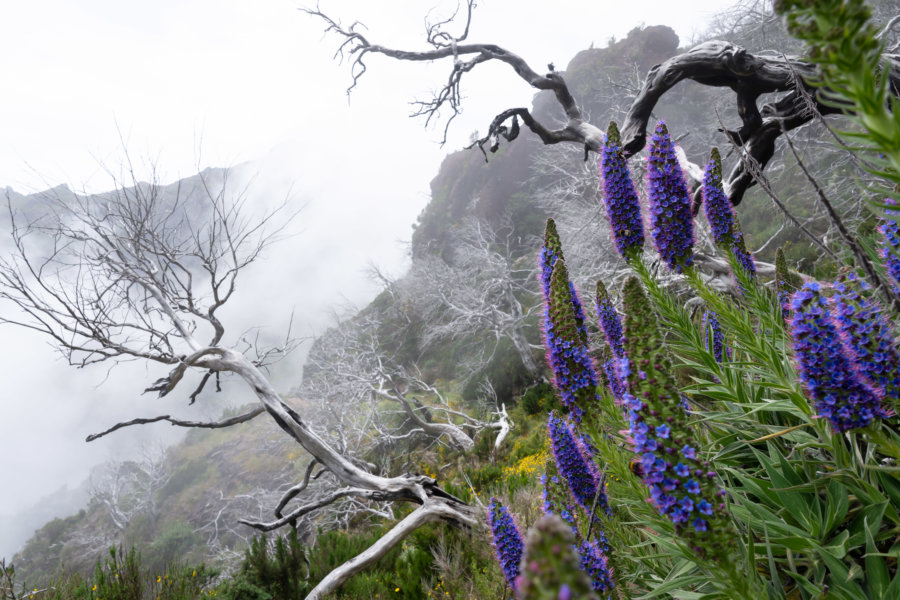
(503, 449), (549, 477)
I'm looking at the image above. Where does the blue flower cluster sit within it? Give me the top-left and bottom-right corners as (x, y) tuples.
(543, 257), (599, 423)
(623, 395), (720, 533)
(487, 497), (524, 591)
(600, 121), (645, 260)
(602, 357), (627, 402)
(542, 471), (576, 524)
(542, 457), (616, 597)
(701, 148), (734, 247)
(880, 202), (900, 295)
(595, 280), (631, 404)
(701, 148), (755, 282)
(540, 244), (559, 300)
(647, 121), (694, 273)
(577, 539), (615, 596)
(789, 282), (886, 431)
(702, 310), (728, 363)
(548, 412), (610, 515)
(595, 280), (625, 358)
(832, 274), (900, 406)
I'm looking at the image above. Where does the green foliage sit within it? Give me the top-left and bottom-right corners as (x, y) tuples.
(221, 530), (308, 600)
(160, 459), (210, 501)
(145, 522), (203, 576)
(8, 546), (215, 600)
(519, 382), (556, 416)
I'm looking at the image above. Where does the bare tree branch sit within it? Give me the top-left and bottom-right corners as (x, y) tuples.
(302, 501), (478, 600)
(240, 486), (392, 532)
(304, 2), (605, 153)
(620, 40), (900, 205)
(85, 406), (266, 442)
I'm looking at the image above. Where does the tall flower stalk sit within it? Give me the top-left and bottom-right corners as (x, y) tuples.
(647, 121), (694, 273)
(701, 148), (755, 281)
(541, 219), (588, 342)
(548, 412), (610, 516)
(595, 279), (629, 403)
(487, 498), (524, 592)
(702, 310), (728, 364)
(543, 257), (600, 423)
(600, 121), (644, 260)
(622, 276), (734, 558)
(515, 515), (601, 600)
(543, 421), (616, 597)
(541, 218), (564, 299)
(701, 148), (735, 247)
(789, 282), (886, 432)
(595, 280), (625, 358)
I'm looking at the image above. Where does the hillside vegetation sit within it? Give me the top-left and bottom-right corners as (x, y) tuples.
(6, 7), (892, 598)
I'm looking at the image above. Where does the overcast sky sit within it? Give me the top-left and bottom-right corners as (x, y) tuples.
(0, 0), (736, 556)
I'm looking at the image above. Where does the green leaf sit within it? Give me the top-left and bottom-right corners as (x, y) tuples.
(755, 449), (812, 530)
(824, 480), (850, 537)
(846, 501), (887, 549)
(865, 516), (889, 598)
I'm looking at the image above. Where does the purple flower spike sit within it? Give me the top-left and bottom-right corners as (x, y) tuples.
(487, 498), (524, 591)
(548, 412), (610, 516)
(595, 280), (625, 358)
(701, 148), (735, 247)
(541, 219), (588, 343)
(832, 274), (900, 405)
(541, 218), (564, 299)
(600, 121), (644, 260)
(603, 356), (627, 402)
(647, 121), (694, 273)
(544, 258), (600, 422)
(879, 200), (900, 295)
(578, 539), (616, 595)
(701, 310), (729, 363)
(702, 147), (755, 282)
(789, 282), (886, 432)
(622, 276), (735, 558)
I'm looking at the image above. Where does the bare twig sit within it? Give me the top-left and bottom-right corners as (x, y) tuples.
(304, 2), (605, 153)
(86, 407), (266, 442)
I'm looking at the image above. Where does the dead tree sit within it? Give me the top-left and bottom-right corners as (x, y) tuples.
(619, 40), (900, 205)
(0, 167), (478, 600)
(302, 309), (512, 455)
(306, 1), (900, 206)
(88, 445), (170, 531)
(407, 216), (543, 380)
